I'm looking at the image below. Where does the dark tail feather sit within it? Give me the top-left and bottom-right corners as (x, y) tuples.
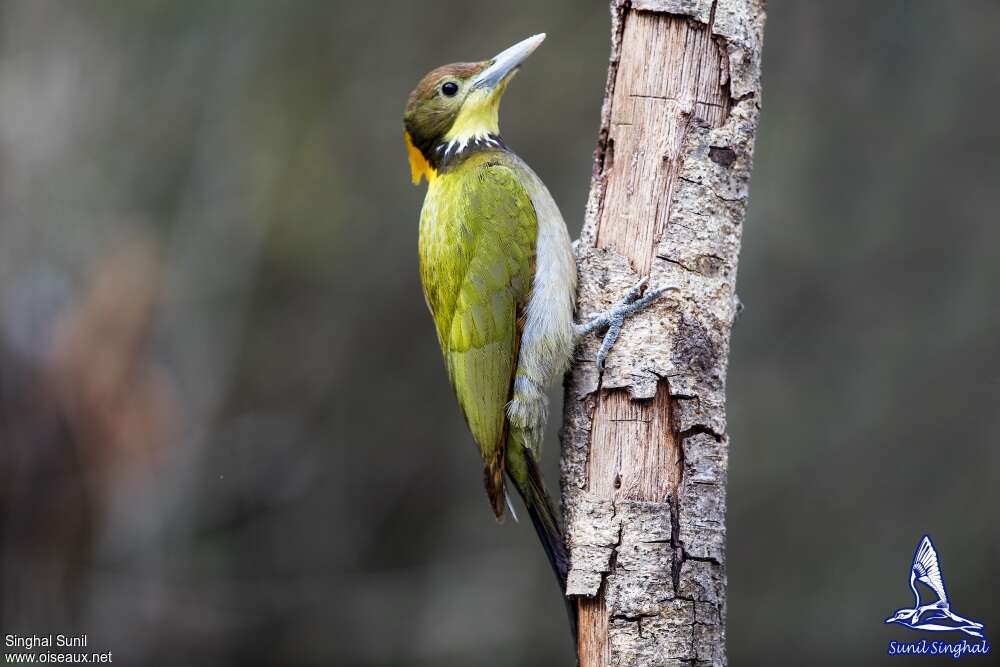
(517, 456), (578, 644)
(523, 466), (568, 585)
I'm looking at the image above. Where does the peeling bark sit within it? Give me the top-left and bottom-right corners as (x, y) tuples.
(561, 1), (765, 665)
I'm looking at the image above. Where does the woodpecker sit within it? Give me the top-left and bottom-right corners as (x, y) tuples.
(404, 34), (663, 626)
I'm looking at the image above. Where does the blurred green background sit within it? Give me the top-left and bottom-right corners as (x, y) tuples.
(1, 1), (998, 665)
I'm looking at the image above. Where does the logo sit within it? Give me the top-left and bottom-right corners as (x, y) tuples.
(885, 535), (990, 658)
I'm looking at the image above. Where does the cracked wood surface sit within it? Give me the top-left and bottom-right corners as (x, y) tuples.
(560, 1), (764, 665)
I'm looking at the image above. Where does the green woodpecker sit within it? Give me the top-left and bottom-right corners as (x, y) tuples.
(404, 34), (663, 613)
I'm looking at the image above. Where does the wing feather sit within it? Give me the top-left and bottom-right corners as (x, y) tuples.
(912, 535), (948, 605)
(418, 157), (537, 517)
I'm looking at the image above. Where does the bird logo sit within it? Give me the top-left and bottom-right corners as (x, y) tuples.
(885, 535), (985, 638)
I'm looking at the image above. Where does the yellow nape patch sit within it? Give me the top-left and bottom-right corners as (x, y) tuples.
(404, 130), (435, 185)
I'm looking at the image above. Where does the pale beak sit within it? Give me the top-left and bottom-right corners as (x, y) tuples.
(472, 33), (546, 91)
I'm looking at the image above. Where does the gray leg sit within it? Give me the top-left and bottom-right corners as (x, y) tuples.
(575, 278), (670, 370)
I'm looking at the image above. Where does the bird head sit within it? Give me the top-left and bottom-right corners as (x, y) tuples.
(403, 33), (545, 185)
(885, 608), (917, 625)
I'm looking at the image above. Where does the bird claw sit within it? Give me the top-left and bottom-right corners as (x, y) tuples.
(576, 277), (670, 371)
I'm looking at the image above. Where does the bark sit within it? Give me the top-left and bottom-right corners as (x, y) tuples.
(560, 1), (765, 665)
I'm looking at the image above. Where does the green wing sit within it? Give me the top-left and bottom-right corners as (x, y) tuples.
(418, 157), (537, 517)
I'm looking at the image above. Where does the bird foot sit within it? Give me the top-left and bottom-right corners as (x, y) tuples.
(574, 277), (669, 371)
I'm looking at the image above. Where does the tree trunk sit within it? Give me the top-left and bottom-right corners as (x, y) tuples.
(560, 1), (765, 665)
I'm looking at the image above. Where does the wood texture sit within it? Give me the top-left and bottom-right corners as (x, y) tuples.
(561, 1), (765, 665)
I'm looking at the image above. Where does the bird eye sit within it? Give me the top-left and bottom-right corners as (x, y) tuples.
(441, 81), (459, 97)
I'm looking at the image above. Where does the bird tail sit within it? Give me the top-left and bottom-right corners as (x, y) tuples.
(507, 434), (577, 642)
(522, 462), (569, 588)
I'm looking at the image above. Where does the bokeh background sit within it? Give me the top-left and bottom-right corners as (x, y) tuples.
(1, 1), (998, 665)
